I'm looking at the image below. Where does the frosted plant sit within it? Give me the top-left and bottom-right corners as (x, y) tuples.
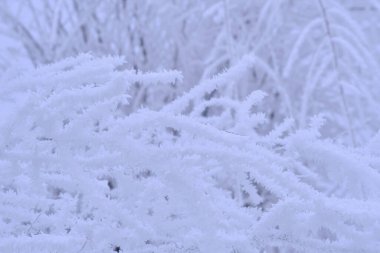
(1, 55), (380, 253)
(2, 0), (380, 146)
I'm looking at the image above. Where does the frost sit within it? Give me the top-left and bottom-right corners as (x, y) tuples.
(1, 1), (380, 252)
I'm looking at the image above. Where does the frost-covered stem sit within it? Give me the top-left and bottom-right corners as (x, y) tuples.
(223, 0), (238, 99)
(223, 0), (234, 61)
(317, 0), (356, 146)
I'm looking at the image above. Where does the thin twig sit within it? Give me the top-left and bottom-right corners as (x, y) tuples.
(26, 213), (42, 234)
(77, 237), (89, 253)
(317, 0), (356, 146)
